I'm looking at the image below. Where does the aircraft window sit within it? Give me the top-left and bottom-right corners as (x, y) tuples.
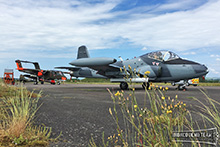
(146, 51), (179, 61)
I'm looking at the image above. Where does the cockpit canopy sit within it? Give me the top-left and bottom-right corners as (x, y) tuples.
(146, 50), (180, 61)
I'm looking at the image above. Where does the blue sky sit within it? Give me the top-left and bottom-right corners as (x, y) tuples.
(0, 0), (220, 78)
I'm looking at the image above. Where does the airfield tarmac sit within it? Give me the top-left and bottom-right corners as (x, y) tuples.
(25, 83), (220, 146)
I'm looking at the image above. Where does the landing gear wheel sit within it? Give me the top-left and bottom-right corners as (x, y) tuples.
(57, 81), (61, 85)
(120, 82), (128, 90)
(34, 81), (38, 85)
(142, 82), (150, 90)
(41, 81), (44, 84)
(177, 85), (187, 91)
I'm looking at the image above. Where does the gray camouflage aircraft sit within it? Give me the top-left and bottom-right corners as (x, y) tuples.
(56, 46), (208, 90)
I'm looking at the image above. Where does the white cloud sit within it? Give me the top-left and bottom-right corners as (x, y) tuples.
(1, 0), (220, 54)
(209, 68), (220, 75)
(210, 54), (220, 57)
(182, 52), (196, 55)
(0, 0), (220, 77)
(115, 0), (220, 51)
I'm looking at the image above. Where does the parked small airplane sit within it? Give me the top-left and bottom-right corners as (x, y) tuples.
(57, 46), (208, 90)
(15, 60), (67, 85)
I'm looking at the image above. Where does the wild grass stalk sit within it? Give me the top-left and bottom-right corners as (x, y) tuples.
(193, 88), (220, 145)
(0, 82), (51, 146)
(89, 66), (193, 147)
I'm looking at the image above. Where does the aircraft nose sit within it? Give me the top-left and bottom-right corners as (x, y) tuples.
(193, 64), (209, 75)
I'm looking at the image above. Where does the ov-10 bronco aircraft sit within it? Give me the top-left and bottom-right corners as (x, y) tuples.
(57, 46), (208, 90)
(15, 60), (67, 85)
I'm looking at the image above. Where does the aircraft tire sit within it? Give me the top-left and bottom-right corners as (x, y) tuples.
(142, 82), (150, 90)
(120, 82), (128, 90)
(57, 81), (61, 85)
(41, 81), (44, 84)
(178, 85), (186, 90)
(34, 82), (38, 85)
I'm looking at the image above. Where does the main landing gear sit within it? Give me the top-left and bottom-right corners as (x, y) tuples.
(177, 85), (187, 91)
(142, 82), (150, 90)
(120, 82), (128, 90)
(119, 82), (150, 90)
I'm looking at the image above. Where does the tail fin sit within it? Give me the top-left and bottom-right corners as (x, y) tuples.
(15, 60), (40, 70)
(77, 45), (90, 59)
(33, 62), (40, 69)
(15, 60), (23, 70)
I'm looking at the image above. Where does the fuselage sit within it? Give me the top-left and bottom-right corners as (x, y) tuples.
(69, 50), (208, 83)
(120, 50), (208, 82)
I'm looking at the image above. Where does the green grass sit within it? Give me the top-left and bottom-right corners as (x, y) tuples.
(0, 81), (52, 146)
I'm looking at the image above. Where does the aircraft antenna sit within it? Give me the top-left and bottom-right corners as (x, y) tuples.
(119, 56), (123, 62)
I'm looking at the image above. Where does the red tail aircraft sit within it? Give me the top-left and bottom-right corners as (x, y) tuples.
(15, 60), (66, 85)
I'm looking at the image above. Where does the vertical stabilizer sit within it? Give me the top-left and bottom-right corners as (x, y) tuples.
(33, 62), (40, 69)
(77, 45), (90, 59)
(15, 60), (23, 70)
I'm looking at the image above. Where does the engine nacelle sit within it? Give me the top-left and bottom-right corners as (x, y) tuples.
(69, 57), (117, 67)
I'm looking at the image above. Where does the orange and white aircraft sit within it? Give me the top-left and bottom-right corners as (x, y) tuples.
(15, 60), (66, 85)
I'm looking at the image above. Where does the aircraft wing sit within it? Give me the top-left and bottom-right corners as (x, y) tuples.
(55, 66), (81, 71)
(20, 69), (41, 75)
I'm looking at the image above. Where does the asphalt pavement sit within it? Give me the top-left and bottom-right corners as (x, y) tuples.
(25, 83), (220, 147)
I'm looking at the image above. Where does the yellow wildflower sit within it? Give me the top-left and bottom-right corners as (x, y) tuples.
(115, 91), (120, 96)
(144, 71), (150, 75)
(175, 95), (178, 99)
(160, 86), (163, 90)
(174, 105), (177, 108)
(166, 110), (172, 114)
(165, 87), (169, 90)
(161, 105), (164, 109)
(134, 105), (138, 109)
(183, 104), (186, 106)
(109, 108), (112, 115)
(168, 106), (170, 110)
(161, 96), (165, 100)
